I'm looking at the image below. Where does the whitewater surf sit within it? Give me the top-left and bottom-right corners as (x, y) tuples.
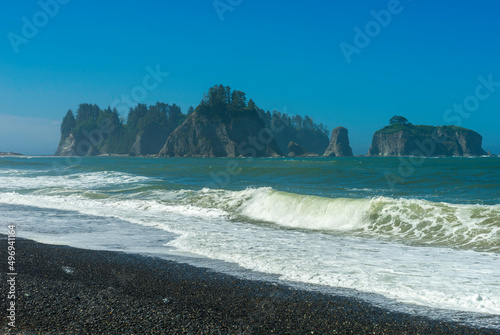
(1, 156), (499, 329)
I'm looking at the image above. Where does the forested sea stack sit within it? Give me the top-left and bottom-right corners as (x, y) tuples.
(55, 103), (187, 156)
(158, 85), (330, 157)
(159, 85), (281, 157)
(162, 84), (330, 157)
(55, 84), (330, 157)
(368, 116), (488, 157)
(323, 127), (353, 157)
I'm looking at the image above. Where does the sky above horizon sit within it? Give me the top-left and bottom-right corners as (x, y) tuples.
(1, 0), (499, 155)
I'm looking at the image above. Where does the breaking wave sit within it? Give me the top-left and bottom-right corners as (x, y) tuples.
(182, 187), (500, 252)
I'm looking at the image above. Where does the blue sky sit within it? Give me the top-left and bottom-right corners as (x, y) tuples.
(1, 0), (499, 155)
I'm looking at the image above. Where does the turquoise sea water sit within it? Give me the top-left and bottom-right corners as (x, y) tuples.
(1, 156), (499, 327)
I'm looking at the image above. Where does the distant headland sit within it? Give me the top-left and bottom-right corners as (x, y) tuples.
(0, 152), (23, 156)
(55, 85), (490, 158)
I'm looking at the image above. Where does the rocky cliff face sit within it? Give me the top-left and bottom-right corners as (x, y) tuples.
(55, 134), (83, 156)
(55, 133), (119, 156)
(158, 112), (282, 157)
(129, 123), (169, 156)
(323, 127), (353, 157)
(368, 125), (487, 157)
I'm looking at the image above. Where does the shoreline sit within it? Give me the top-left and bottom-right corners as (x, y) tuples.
(1, 236), (499, 334)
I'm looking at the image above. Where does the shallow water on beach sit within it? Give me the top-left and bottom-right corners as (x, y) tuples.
(1, 156), (499, 328)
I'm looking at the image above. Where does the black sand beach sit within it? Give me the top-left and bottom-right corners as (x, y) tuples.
(1, 235), (499, 335)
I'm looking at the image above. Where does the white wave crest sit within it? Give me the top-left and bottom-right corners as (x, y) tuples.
(0, 171), (152, 190)
(238, 188), (371, 231)
(1, 188), (500, 317)
(213, 188), (500, 251)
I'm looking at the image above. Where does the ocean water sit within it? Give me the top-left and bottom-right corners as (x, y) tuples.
(1, 156), (499, 328)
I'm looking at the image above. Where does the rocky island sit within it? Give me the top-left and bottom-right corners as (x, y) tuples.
(56, 102), (186, 156)
(368, 116), (488, 157)
(55, 85), (333, 158)
(323, 127), (353, 157)
(55, 95), (490, 159)
(158, 85), (281, 157)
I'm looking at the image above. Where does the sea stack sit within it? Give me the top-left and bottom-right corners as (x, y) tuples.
(368, 116), (488, 157)
(55, 86), (330, 158)
(323, 127), (353, 157)
(158, 85), (282, 157)
(158, 111), (281, 157)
